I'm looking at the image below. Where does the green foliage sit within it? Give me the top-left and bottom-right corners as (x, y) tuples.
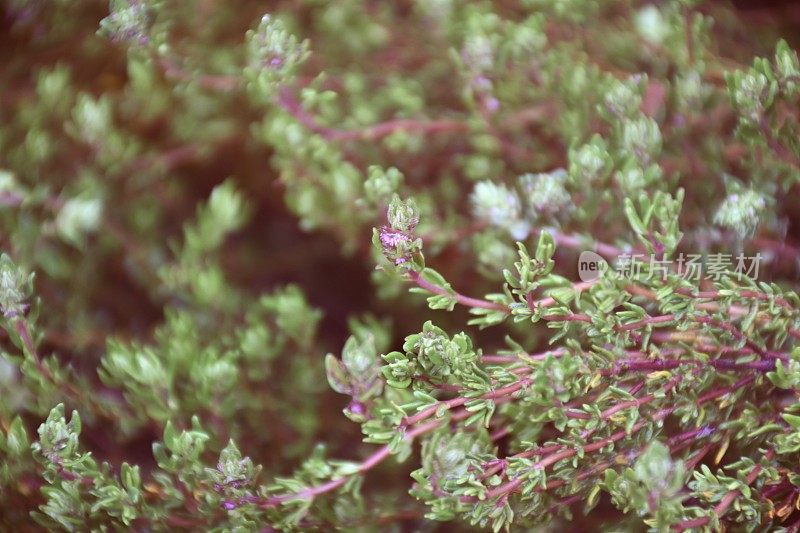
(2, 0), (800, 531)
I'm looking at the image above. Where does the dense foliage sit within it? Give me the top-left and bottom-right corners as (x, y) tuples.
(2, 0), (800, 530)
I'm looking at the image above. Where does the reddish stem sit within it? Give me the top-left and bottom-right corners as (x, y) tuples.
(401, 378), (531, 427)
(607, 357), (776, 374)
(408, 269), (509, 312)
(482, 375), (755, 501)
(276, 87), (468, 143)
(261, 419), (442, 507)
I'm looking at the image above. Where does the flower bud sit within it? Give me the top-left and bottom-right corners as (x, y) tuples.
(471, 181), (527, 238)
(98, 0), (151, 45)
(55, 197), (104, 246)
(569, 137), (612, 183)
(518, 169), (571, 216)
(730, 71), (772, 122)
(613, 161), (661, 195)
(364, 166), (403, 204)
(246, 14), (308, 90)
(0, 254), (29, 318)
(621, 116), (662, 164)
(604, 78), (643, 118)
(713, 189), (767, 239)
(462, 34), (494, 74)
(635, 5), (668, 45)
(775, 40), (800, 95)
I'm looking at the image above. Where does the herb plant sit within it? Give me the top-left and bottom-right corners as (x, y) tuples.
(2, 0), (800, 531)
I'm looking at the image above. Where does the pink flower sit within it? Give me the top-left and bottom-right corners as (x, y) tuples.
(379, 227), (409, 248)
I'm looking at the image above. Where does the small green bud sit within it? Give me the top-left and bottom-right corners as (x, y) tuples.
(471, 181), (528, 238)
(713, 188), (767, 239)
(387, 196), (419, 233)
(564, 63), (592, 100)
(621, 116), (662, 164)
(634, 5), (668, 45)
(430, 431), (478, 479)
(569, 136), (612, 183)
(0, 170), (20, 198)
(55, 196), (104, 246)
(730, 70), (773, 122)
(473, 232), (516, 275)
(418, 430), (491, 488)
(635, 441), (675, 487)
(768, 359), (800, 390)
(341, 335), (377, 375)
(208, 182), (247, 231)
(24, 129), (52, 164)
(364, 166), (403, 205)
(3, 417), (29, 456)
(260, 285), (322, 347)
(327, 334), (383, 414)
(246, 14), (309, 90)
(403, 321), (478, 381)
(184, 180), (251, 256)
(165, 420), (210, 462)
(462, 34), (495, 73)
(614, 160), (662, 194)
(98, 0), (152, 45)
(504, 16), (547, 60)
(34, 404), (82, 461)
(197, 359), (237, 393)
(135, 349), (169, 388)
(604, 77), (643, 118)
(325, 354), (352, 395)
(0, 254), (30, 318)
(675, 72), (708, 111)
(775, 40), (800, 95)
(518, 169), (571, 216)
(71, 95), (113, 146)
(381, 350), (415, 389)
(36, 66), (72, 111)
(214, 440), (257, 487)
(633, 441), (686, 513)
(120, 463), (141, 493)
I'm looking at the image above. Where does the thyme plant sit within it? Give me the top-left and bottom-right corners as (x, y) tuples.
(2, 0), (800, 530)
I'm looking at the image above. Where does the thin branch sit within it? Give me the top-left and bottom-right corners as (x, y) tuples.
(407, 269), (509, 312)
(481, 375), (755, 501)
(674, 449), (775, 531)
(401, 377), (531, 427)
(276, 87), (468, 143)
(606, 357), (776, 374)
(260, 419), (442, 508)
